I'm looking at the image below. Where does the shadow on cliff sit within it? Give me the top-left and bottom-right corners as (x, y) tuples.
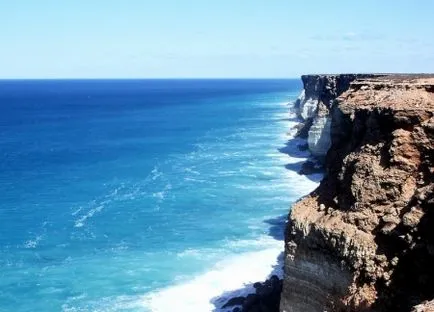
(263, 214), (287, 241)
(278, 132), (324, 183)
(372, 204), (434, 311)
(278, 135), (309, 159)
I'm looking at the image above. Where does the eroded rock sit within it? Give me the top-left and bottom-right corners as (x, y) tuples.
(281, 75), (434, 312)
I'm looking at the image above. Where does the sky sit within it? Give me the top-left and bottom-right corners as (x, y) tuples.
(1, 0), (434, 78)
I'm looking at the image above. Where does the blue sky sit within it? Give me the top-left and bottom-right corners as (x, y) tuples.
(1, 0), (433, 78)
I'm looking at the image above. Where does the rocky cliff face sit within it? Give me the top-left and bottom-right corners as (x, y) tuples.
(294, 74), (382, 158)
(281, 75), (434, 312)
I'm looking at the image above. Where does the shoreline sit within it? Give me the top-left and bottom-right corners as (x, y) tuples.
(142, 97), (321, 312)
(281, 74), (434, 311)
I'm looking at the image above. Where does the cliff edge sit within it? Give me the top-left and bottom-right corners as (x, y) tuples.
(293, 74), (384, 157)
(281, 75), (434, 312)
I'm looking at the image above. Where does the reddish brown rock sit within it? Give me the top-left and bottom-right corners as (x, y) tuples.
(281, 75), (434, 312)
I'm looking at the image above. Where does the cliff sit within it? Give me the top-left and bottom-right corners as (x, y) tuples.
(294, 74), (383, 157)
(281, 75), (434, 312)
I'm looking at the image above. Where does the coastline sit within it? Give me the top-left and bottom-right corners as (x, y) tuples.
(192, 97), (323, 312)
(281, 74), (434, 312)
(1, 80), (311, 312)
(142, 98), (322, 312)
(220, 74), (434, 312)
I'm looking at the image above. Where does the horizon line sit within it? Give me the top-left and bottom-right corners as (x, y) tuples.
(0, 77), (301, 81)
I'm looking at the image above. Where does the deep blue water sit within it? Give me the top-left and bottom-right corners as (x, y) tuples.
(0, 79), (318, 311)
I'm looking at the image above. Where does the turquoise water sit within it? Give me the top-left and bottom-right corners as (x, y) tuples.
(0, 79), (319, 311)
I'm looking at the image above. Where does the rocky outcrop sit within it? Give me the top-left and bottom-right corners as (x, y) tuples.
(281, 75), (434, 312)
(221, 275), (283, 312)
(294, 74), (382, 158)
(411, 300), (434, 312)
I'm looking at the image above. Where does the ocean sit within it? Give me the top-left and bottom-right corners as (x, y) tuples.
(0, 79), (320, 312)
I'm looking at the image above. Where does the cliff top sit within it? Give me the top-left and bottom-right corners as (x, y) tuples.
(301, 73), (434, 79)
(337, 74), (434, 111)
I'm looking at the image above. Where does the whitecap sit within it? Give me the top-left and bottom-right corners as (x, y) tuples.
(62, 294), (145, 312)
(150, 166), (163, 181)
(23, 235), (43, 249)
(71, 207), (82, 216)
(143, 239), (283, 312)
(74, 205), (104, 228)
(184, 167), (201, 175)
(152, 192), (165, 200)
(183, 177), (207, 183)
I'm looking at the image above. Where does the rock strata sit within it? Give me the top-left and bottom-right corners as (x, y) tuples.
(281, 75), (434, 312)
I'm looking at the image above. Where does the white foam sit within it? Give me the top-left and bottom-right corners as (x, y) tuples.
(176, 247), (222, 261)
(233, 182), (291, 191)
(142, 239), (283, 312)
(74, 205), (104, 228)
(152, 183), (172, 202)
(150, 166), (163, 181)
(62, 294), (145, 312)
(23, 235), (43, 249)
(184, 167), (201, 175)
(152, 192), (165, 200)
(71, 183), (148, 228)
(138, 97), (318, 311)
(223, 235), (282, 250)
(71, 207), (83, 216)
(184, 177), (207, 183)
